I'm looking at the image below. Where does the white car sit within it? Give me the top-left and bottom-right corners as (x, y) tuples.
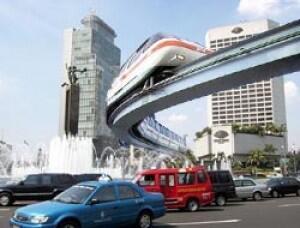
(234, 178), (270, 201)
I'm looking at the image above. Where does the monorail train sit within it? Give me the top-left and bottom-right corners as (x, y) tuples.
(137, 115), (187, 152)
(107, 33), (212, 108)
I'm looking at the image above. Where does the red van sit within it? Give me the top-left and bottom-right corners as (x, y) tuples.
(134, 167), (214, 211)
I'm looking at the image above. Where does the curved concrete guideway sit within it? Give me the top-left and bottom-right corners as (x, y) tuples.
(108, 19), (300, 151)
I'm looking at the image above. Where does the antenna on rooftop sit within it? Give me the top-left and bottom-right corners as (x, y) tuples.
(89, 8), (97, 15)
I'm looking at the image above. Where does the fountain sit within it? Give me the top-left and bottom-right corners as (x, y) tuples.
(11, 143), (48, 177)
(1, 135), (198, 180)
(48, 136), (95, 174)
(48, 136), (146, 179)
(0, 141), (12, 176)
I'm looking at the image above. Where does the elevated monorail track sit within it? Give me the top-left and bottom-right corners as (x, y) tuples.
(107, 19), (300, 153)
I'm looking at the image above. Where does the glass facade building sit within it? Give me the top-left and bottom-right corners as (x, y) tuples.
(59, 14), (120, 140)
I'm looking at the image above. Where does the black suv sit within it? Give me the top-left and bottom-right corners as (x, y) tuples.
(267, 177), (300, 198)
(73, 173), (112, 183)
(0, 173), (76, 206)
(208, 170), (236, 206)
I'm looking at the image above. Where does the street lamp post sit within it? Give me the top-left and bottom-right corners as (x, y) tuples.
(292, 144), (297, 174)
(281, 144), (287, 176)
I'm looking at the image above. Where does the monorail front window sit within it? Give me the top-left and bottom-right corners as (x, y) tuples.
(120, 37), (150, 71)
(143, 33), (174, 52)
(120, 33), (174, 72)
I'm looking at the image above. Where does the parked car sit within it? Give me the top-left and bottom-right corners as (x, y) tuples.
(289, 172), (300, 181)
(10, 181), (166, 228)
(73, 173), (112, 183)
(267, 177), (300, 198)
(134, 167), (214, 211)
(234, 178), (269, 201)
(207, 170), (236, 206)
(0, 173), (76, 206)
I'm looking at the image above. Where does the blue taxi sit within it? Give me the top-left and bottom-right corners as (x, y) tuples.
(10, 181), (165, 228)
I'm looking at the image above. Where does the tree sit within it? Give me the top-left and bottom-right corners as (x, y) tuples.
(263, 144), (277, 168)
(247, 149), (265, 175)
(195, 127), (211, 139)
(162, 158), (173, 168)
(174, 157), (184, 168)
(263, 144), (277, 154)
(186, 149), (197, 165)
(232, 124), (241, 134)
(287, 152), (300, 173)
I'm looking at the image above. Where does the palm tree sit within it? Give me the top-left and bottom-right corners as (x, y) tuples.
(174, 157), (184, 168)
(247, 149), (265, 176)
(263, 144), (277, 168)
(195, 127), (212, 139)
(186, 149), (197, 165)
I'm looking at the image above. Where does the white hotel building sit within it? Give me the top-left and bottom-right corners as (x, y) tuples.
(206, 19), (287, 127)
(194, 19), (287, 163)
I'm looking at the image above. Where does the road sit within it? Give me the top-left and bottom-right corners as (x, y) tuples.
(1, 197), (300, 228)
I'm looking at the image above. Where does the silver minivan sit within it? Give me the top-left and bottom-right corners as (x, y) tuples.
(234, 178), (269, 201)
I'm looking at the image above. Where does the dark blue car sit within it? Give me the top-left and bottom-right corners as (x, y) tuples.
(10, 181), (165, 228)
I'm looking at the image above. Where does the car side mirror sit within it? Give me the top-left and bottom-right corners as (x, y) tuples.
(90, 198), (100, 205)
(19, 181), (24, 186)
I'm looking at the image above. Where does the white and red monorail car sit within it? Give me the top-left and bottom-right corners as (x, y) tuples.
(107, 33), (212, 107)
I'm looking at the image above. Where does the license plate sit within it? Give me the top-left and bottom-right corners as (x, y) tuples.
(12, 225), (19, 228)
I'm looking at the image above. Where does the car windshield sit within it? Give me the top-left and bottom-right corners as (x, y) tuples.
(53, 185), (95, 204)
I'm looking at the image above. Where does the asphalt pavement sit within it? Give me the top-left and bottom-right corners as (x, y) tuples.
(1, 197), (300, 228)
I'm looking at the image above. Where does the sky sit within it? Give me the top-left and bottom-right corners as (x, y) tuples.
(0, 0), (300, 150)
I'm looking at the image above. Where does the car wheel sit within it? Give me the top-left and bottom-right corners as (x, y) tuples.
(216, 195), (226, 206)
(0, 193), (12, 206)
(186, 199), (199, 212)
(136, 211), (152, 228)
(253, 192), (262, 201)
(296, 189), (300, 196)
(58, 220), (80, 228)
(272, 190), (280, 198)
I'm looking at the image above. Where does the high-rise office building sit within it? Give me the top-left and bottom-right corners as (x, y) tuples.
(59, 13), (120, 149)
(205, 19), (287, 127)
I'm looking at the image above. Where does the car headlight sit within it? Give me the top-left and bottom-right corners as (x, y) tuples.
(268, 187), (272, 191)
(30, 215), (49, 224)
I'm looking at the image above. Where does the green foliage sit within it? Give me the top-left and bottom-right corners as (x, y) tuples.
(163, 157), (185, 168)
(195, 127), (212, 139)
(247, 149), (266, 175)
(248, 149), (265, 166)
(232, 124), (240, 133)
(232, 123), (286, 137)
(174, 157), (184, 168)
(263, 144), (277, 154)
(287, 152), (300, 172)
(232, 160), (242, 170)
(186, 149), (197, 165)
(162, 158), (173, 168)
